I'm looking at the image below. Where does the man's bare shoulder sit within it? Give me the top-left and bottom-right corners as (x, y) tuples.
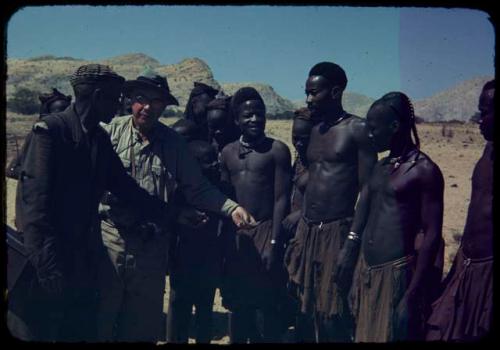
(346, 115), (371, 143)
(414, 151), (444, 188)
(269, 137), (292, 164)
(269, 138), (290, 154)
(221, 139), (240, 158)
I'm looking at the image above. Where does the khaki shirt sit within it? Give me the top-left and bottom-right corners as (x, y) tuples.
(100, 115), (238, 228)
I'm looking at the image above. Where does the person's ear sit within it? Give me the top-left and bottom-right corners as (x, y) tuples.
(330, 86), (342, 100)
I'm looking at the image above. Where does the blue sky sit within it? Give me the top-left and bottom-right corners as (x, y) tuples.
(7, 5), (494, 101)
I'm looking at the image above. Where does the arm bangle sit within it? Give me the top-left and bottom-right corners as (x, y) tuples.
(347, 231), (361, 242)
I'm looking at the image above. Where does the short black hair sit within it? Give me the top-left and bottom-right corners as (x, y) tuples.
(483, 79), (495, 92)
(309, 62), (348, 91)
(230, 87), (266, 117)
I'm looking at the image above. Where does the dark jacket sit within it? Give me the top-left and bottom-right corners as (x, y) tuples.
(15, 104), (169, 292)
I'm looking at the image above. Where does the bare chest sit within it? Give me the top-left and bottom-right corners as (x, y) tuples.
(370, 161), (420, 201)
(307, 126), (355, 165)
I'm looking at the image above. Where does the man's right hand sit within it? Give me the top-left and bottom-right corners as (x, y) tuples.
(230, 206), (257, 229)
(333, 239), (360, 292)
(282, 210), (301, 234)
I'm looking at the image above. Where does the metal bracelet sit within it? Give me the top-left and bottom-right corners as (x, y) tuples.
(347, 231), (361, 242)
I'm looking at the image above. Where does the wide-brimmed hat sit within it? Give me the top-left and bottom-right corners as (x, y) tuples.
(123, 68), (179, 106)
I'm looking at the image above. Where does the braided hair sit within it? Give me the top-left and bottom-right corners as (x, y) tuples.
(377, 91), (420, 149)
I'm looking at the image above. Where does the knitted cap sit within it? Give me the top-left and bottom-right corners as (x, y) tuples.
(70, 64), (125, 87)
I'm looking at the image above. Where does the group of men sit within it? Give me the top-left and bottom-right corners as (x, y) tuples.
(6, 60), (494, 343)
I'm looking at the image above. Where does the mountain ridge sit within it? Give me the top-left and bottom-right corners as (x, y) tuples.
(6, 53), (491, 120)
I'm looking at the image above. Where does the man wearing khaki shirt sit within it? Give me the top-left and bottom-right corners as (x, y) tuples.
(96, 68), (255, 342)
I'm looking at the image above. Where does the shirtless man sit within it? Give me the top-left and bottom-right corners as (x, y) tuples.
(220, 87), (292, 343)
(426, 80), (494, 342)
(284, 62), (377, 342)
(335, 92), (445, 342)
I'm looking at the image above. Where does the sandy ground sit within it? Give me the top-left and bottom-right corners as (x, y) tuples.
(4, 116), (485, 344)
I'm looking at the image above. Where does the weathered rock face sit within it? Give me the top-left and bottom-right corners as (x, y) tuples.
(220, 82), (296, 115)
(6, 54), (220, 110)
(413, 76), (493, 122)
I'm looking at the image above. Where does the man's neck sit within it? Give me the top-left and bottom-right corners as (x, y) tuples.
(322, 103), (345, 124)
(240, 133), (265, 147)
(389, 137), (416, 159)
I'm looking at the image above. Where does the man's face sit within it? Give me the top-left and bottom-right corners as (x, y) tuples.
(366, 104), (398, 153)
(131, 87), (167, 132)
(48, 99), (71, 114)
(292, 118), (313, 156)
(478, 88), (494, 141)
(207, 109), (230, 144)
(236, 100), (266, 140)
(95, 82), (123, 124)
(305, 75), (333, 118)
(192, 93), (214, 125)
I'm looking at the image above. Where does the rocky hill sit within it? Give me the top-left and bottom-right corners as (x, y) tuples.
(220, 82), (296, 115)
(413, 76), (493, 122)
(6, 54), (220, 109)
(6, 54), (493, 120)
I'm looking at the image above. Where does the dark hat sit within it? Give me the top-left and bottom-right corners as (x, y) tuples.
(70, 64), (125, 87)
(123, 67), (179, 106)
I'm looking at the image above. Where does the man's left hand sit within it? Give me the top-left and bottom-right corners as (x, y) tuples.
(393, 291), (417, 340)
(262, 244), (277, 272)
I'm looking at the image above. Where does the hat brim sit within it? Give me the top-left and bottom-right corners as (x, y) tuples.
(123, 80), (179, 106)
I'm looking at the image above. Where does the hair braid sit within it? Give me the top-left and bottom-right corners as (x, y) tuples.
(402, 93), (420, 149)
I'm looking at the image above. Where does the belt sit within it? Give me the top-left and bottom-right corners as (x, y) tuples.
(301, 215), (353, 229)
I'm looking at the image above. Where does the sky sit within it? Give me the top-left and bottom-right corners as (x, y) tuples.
(6, 5), (495, 102)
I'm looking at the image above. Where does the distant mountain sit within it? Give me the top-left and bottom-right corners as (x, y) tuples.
(6, 54), (493, 121)
(292, 92), (375, 117)
(221, 82), (296, 115)
(413, 76), (493, 122)
(6, 54), (220, 109)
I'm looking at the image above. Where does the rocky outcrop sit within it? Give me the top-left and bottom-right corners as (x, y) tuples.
(413, 76), (493, 122)
(221, 82), (296, 115)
